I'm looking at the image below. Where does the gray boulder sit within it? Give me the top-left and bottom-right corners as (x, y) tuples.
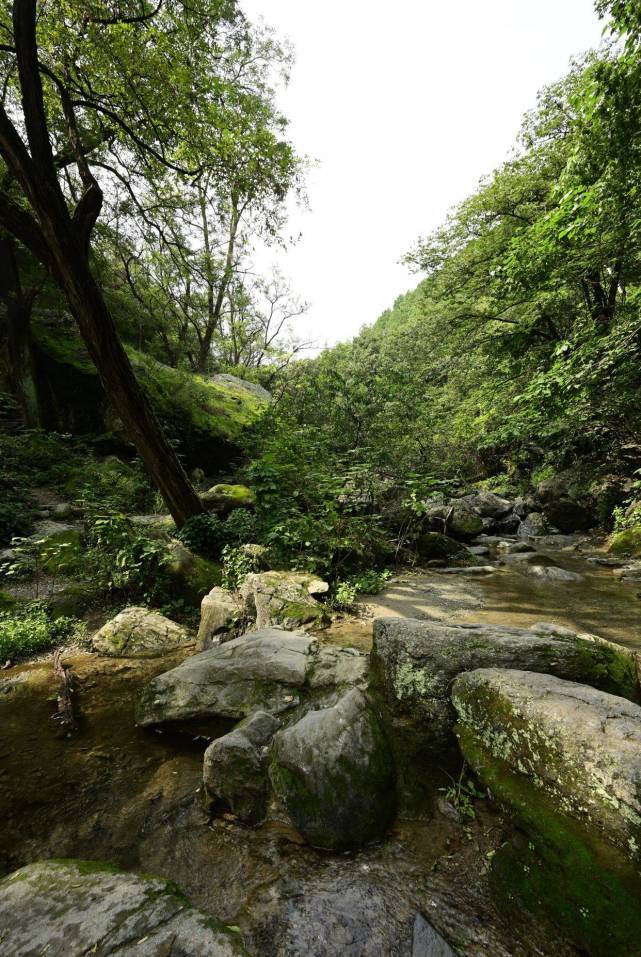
(270, 689), (395, 850)
(137, 629), (368, 729)
(0, 859), (247, 956)
(521, 564), (584, 582)
(445, 501), (484, 540)
(453, 668), (641, 862)
(413, 913), (458, 956)
(461, 491), (512, 519)
(204, 710), (281, 823)
(517, 511), (548, 539)
(197, 586), (242, 650)
(240, 570), (329, 631)
(92, 607), (191, 658)
(372, 617), (640, 757)
(537, 472), (595, 533)
(137, 629), (314, 727)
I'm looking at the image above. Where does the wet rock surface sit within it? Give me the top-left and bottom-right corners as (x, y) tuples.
(0, 859), (248, 956)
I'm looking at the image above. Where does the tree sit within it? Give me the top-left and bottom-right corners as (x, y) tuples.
(0, 0), (300, 526)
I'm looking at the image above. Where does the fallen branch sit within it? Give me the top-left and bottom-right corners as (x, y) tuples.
(52, 649), (77, 732)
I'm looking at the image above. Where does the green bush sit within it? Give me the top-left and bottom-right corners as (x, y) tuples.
(82, 508), (171, 601)
(0, 601), (82, 662)
(331, 568), (392, 611)
(177, 512), (225, 558)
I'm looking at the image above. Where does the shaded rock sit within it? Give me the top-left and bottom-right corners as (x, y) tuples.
(92, 607), (191, 658)
(270, 689), (395, 850)
(137, 629), (315, 727)
(204, 711), (281, 823)
(542, 498), (595, 534)
(416, 531), (472, 563)
(517, 511), (548, 539)
(0, 859), (247, 956)
(492, 513), (521, 536)
(513, 495), (537, 519)
(240, 570), (329, 631)
(468, 545), (489, 556)
(202, 484), (255, 515)
(372, 617), (639, 759)
(453, 668), (641, 862)
(307, 645), (369, 689)
(496, 541), (535, 554)
(445, 501), (484, 540)
(413, 912), (458, 956)
(164, 539), (221, 605)
(197, 586), (242, 650)
(461, 491), (512, 519)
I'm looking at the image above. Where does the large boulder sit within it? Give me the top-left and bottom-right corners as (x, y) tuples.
(517, 511), (548, 539)
(164, 539), (221, 606)
(0, 859), (247, 956)
(445, 501), (484, 540)
(372, 617), (640, 758)
(453, 669), (641, 955)
(461, 491), (512, 519)
(204, 710), (281, 823)
(270, 689), (395, 850)
(197, 586), (243, 650)
(92, 607), (192, 658)
(453, 669), (641, 863)
(415, 531), (474, 564)
(537, 472), (595, 533)
(137, 629), (314, 727)
(240, 570), (329, 631)
(137, 628), (368, 729)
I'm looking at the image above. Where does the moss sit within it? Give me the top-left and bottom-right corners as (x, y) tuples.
(573, 638), (640, 702)
(416, 532), (472, 562)
(608, 527), (641, 557)
(276, 600), (327, 627)
(459, 729), (641, 956)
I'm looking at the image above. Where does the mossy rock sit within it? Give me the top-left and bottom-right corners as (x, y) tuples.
(201, 484), (256, 515)
(416, 531), (473, 563)
(164, 541), (222, 607)
(460, 726), (641, 957)
(608, 527), (641, 557)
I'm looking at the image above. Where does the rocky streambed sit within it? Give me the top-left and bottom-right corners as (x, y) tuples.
(1, 537), (641, 956)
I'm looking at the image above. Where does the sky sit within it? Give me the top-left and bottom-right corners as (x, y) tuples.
(241, 0), (607, 350)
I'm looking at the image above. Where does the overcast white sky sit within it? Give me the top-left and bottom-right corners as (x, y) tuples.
(241, 0), (606, 349)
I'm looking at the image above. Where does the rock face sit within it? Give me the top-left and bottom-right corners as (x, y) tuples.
(445, 501), (484, 540)
(270, 689), (395, 850)
(240, 570), (329, 630)
(137, 629), (314, 726)
(137, 628), (368, 728)
(204, 710), (281, 823)
(92, 607), (191, 658)
(0, 859), (247, 956)
(197, 586), (242, 650)
(372, 617), (639, 757)
(537, 472), (595, 533)
(453, 668), (641, 863)
(461, 491), (512, 519)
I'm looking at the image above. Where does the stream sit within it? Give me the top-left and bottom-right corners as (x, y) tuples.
(1, 536), (638, 956)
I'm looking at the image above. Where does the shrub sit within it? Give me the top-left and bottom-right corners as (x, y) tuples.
(82, 508), (171, 601)
(331, 568), (392, 611)
(178, 513), (225, 559)
(0, 601), (82, 662)
(221, 544), (261, 590)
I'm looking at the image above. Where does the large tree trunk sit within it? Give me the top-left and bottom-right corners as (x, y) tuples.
(0, 233), (39, 425)
(54, 246), (203, 527)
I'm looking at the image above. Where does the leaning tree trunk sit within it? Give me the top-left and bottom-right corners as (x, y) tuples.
(53, 246), (203, 527)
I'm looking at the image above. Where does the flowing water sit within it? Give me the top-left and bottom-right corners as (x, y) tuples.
(1, 538), (637, 956)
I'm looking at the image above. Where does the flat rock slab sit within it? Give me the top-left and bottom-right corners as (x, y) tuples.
(137, 629), (314, 725)
(453, 668), (641, 862)
(92, 606), (192, 658)
(0, 859), (247, 956)
(372, 617), (640, 756)
(137, 629), (368, 727)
